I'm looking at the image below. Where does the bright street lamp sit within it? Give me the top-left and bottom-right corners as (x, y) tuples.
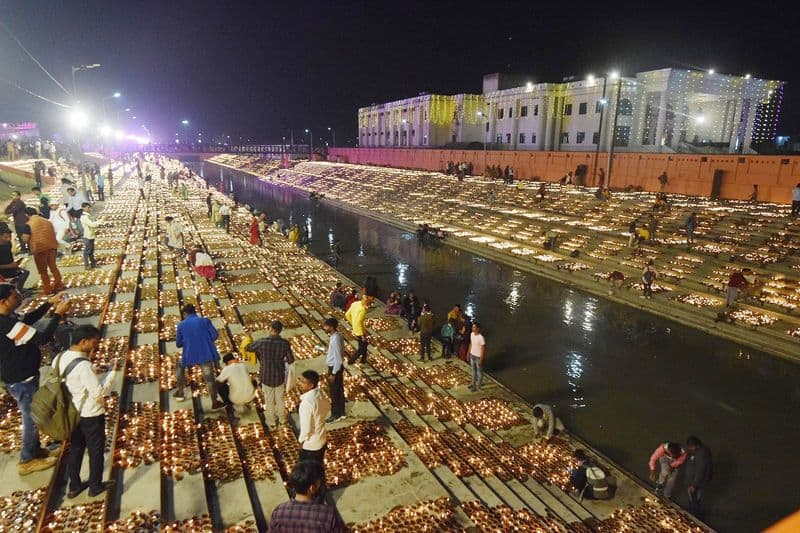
(71, 63), (101, 100)
(68, 108), (89, 130)
(305, 128), (313, 155)
(328, 126), (336, 148)
(181, 119), (189, 125)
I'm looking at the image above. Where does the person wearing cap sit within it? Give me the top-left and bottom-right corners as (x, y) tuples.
(0, 283), (71, 474)
(174, 304), (225, 410)
(80, 203), (98, 269)
(249, 320), (294, 428)
(21, 207), (64, 294)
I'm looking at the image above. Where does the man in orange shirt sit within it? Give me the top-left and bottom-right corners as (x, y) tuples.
(21, 207), (63, 294)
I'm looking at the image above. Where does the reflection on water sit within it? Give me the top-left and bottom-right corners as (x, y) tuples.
(203, 164), (800, 533)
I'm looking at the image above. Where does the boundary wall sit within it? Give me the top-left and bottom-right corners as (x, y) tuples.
(328, 148), (800, 203)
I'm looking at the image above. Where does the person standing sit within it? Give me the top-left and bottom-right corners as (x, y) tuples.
(80, 203), (98, 269)
(297, 370), (331, 465)
(657, 171), (669, 192)
(4, 191), (29, 253)
(95, 169), (104, 201)
(269, 461), (345, 532)
(596, 167), (606, 188)
(641, 260), (657, 299)
(440, 319), (455, 359)
(418, 304), (435, 361)
(106, 168), (114, 198)
(648, 441), (686, 499)
(57, 325), (117, 498)
(685, 212), (697, 245)
(137, 173), (145, 200)
(792, 183), (800, 217)
(219, 203), (232, 233)
(346, 294), (373, 364)
(685, 435), (713, 518)
(0, 284), (70, 474)
(468, 322), (486, 391)
(249, 214), (261, 245)
(21, 207), (64, 294)
(206, 193), (213, 218)
(322, 318), (346, 422)
(173, 304), (225, 410)
(33, 161), (43, 189)
(249, 320), (295, 428)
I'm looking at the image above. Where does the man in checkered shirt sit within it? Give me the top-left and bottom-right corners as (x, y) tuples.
(249, 320), (294, 428)
(269, 460), (344, 532)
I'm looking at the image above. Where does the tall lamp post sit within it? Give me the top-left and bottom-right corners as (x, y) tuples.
(305, 128), (313, 158)
(327, 126), (336, 148)
(71, 64), (101, 101)
(606, 73), (623, 188)
(102, 92), (121, 122)
(477, 110), (489, 170)
(181, 119), (189, 145)
(591, 74), (609, 187)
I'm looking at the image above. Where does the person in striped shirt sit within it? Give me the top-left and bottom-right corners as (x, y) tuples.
(0, 283), (71, 474)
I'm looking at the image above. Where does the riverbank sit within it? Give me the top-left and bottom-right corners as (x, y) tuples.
(208, 156), (800, 363)
(0, 158), (710, 531)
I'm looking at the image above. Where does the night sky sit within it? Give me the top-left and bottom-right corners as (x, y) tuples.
(1, 0), (798, 145)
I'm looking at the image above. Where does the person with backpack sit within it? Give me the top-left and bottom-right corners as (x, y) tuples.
(55, 325), (117, 498)
(641, 260), (657, 299)
(0, 283), (70, 474)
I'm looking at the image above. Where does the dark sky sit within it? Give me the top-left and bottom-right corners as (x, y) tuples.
(1, 0), (798, 145)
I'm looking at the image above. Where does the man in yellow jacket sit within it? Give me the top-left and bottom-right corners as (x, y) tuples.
(345, 294), (373, 364)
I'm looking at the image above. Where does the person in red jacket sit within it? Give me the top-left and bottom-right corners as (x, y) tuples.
(726, 268), (751, 308)
(648, 441), (686, 499)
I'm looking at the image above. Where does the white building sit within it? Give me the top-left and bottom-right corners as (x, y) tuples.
(357, 68), (784, 154)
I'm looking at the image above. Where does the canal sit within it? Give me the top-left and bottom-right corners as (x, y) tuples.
(203, 162), (800, 532)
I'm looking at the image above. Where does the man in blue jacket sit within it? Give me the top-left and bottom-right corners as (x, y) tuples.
(174, 304), (224, 410)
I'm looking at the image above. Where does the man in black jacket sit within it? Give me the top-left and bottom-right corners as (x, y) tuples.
(0, 283), (71, 474)
(685, 435), (713, 518)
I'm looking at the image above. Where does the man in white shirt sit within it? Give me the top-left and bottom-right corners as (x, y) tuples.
(297, 370), (331, 465)
(216, 353), (256, 415)
(219, 204), (232, 233)
(65, 187), (84, 213)
(164, 216), (184, 252)
(80, 203), (98, 269)
(468, 322), (486, 391)
(54, 325), (117, 499)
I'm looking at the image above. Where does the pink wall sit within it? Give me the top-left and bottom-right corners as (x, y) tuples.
(328, 148), (800, 203)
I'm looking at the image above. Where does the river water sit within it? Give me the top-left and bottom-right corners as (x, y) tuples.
(202, 162), (800, 532)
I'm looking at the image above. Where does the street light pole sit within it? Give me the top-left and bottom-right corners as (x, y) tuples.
(606, 76), (623, 188)
(70, 64), (100, 102)
(328, 127), (336, 148)
(305, 129), (313, 158)
(102, 92), (121, 123)
(591, 76), (608, 187)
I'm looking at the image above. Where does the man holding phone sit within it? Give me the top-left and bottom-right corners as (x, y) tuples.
(0, 283), (71, 474)
(0, 224), (30, 292)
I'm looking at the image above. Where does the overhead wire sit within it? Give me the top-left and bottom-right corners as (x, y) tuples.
(0, 17), (73, 97)
(0, 78), (71, 108)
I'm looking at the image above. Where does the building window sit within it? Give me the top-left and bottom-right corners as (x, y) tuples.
(411, 129), (415, 136)
(560, 132), (569, 144)
(506, 133), (512, 143)
(614, 126), (631, 146)
(498, 108), (504, 119)
(564, 103), (572, 116)
(508, 107), (513, 118)
(520, 106), (528, 117)
(579, 102), (587, 115)
(619, 98), (633, 116)
(519, 133), (526, 144)
(533, 104), (539, 116)
(496, 134), (503, 143)
(595, 101), (604, 113)
(485, 122), (489, 132)
(531, 133), (537, 144)
(592, 131), (600, 144)
(576, 131), (586, 144)
(452, 134), (457, 143)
